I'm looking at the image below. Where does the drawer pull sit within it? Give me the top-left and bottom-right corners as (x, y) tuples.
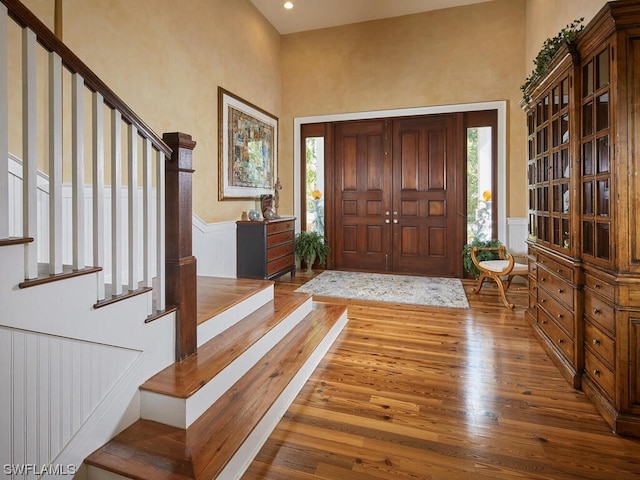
(593, 308), (601, 315)
(558, 289), (564, 294)
(594, 283), (601, 289)
(541, 277), (547, 282)
(540, 319), (547, 325)
(541, 299), (546, 303)
(592, 338), (600, 346)
(593, 369), (600, 376)
(557, 314), (563, 319)
(557, 269), (563, 274)
(558, 338), (564, 344)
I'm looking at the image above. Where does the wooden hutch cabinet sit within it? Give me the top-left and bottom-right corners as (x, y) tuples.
(524, 0), (640, 436)
(524, 42), (584, 389)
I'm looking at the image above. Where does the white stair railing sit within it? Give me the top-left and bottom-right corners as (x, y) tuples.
(1, 0), (171, 314)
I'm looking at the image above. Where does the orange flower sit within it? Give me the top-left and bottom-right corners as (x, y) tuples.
(482, 190), (492, 202)
(312, 189), (322, 200)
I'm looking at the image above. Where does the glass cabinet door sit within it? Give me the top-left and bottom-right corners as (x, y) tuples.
(550, 75), (572, 252)
(528, 67), (573, 254)
(581, 46), (612, 265)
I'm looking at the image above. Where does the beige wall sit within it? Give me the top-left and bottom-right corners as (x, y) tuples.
(279, 0), (528, 218)
(525, 0), (612, 69)
(50, 0), (281, 223)
(14, 0), (617, 224)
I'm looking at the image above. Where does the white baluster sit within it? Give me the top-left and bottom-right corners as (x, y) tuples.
(23, 28), (37, 279)
(111, 110), (122, 296)
(72, 73), (85, 270)
(0, 5), (8, 239)
(128, 124), (138, 292)
(143, 139), (153, 314)
(156, 149), (165, 311)
(49, 53), (63, 275)
(93, 92), (105, 300)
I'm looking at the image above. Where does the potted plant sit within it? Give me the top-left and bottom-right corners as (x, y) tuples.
(294, 231), (329, 274)
(462, 238), (503, 279)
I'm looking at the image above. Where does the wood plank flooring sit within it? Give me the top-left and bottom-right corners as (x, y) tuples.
(242, 272), (640, 480)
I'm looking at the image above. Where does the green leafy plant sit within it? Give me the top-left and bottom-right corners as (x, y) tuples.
(294, 231), (329, 274)
(462, 238), (503, 279)
(521, 18), (584, 102)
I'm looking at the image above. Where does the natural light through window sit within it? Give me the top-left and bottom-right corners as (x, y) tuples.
(305, 137), (325, 235)
(467, 127), (493, 243)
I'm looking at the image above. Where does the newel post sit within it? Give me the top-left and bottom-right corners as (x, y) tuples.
(163, 132), (197, 362)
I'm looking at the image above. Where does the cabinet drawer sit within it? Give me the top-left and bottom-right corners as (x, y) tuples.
(584, 294), (615, 335)
(538, 287), (574, 335)
(537, 309), (574, 362)
(584, 273), (614, 301)
(529, 278), (538, 298)
(267, 220), (295, 235)
(267, 253), (295, 276)
(585, 349), (615, 399)
(528, 258), (538, 277)
(538, 270), (574, 309)
(529, 293), (538, 310)
(585, 320), (615, 368)
(538, 255), (574, 282)
(267, 230), (294, 247)
(267, 242), (293, 262)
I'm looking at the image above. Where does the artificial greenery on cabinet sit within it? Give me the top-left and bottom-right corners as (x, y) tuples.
(521, 18), (584, 102)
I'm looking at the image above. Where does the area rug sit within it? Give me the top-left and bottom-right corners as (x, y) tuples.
(295, 270), (470, 309)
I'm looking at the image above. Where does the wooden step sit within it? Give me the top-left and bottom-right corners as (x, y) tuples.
(85, 303), (348, 480)
(140, 290), (313, 428)
(196, 276), (275, 347)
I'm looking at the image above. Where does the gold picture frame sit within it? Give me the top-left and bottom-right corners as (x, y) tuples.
(218, 87), (278, 200)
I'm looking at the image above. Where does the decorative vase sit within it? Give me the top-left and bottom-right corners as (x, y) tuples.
(304, 253), (316, 274)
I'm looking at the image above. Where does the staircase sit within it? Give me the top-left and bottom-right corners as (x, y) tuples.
(0, 1), (348, 478)
(84, 279), (347, 479)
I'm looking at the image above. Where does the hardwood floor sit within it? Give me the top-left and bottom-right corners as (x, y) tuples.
(242, 272), (640, 479)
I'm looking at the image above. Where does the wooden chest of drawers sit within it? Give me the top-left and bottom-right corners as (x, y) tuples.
(236, 217), (296, 280)
(527, 247), (583, 389)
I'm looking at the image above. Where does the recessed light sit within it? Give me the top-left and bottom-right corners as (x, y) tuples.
(283, 1), (294, 9)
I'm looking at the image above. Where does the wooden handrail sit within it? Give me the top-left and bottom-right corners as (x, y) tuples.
(1, 0), (171, 158)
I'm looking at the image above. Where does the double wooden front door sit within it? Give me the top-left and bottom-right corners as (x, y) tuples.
(333, 114), (463, 277)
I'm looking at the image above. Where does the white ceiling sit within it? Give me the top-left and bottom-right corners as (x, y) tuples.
(250, 0), (492, 34)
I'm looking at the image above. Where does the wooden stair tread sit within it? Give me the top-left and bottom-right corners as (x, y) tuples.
(85, 304), (347, 480)
(196, 276), (273, 326)
(140, 290), (312, 398)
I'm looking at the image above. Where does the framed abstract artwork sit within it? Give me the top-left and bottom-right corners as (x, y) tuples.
(218, 87), (278, 200)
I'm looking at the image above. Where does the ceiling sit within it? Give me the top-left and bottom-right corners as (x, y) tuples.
(250, 0), (492, 35)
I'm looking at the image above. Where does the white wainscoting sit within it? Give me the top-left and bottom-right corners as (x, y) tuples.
(192, 215), (237, 278)
(190, 217), (529, 279)
(506, 217), (528, 254)
(0, 327), (141, 478)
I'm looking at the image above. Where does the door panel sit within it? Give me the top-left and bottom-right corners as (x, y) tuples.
(333, 114), (462, 276)
(334, 119), (392, 272)
(392, 114), (461, 276)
